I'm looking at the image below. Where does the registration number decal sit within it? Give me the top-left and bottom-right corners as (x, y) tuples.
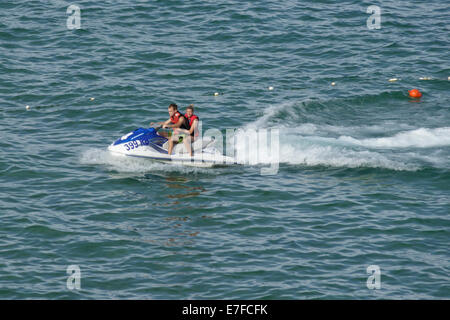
(124, 139), (149, 151)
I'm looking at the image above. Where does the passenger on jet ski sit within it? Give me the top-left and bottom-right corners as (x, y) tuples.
(150, 103), (192, 156)
(183, 104), (200, 141)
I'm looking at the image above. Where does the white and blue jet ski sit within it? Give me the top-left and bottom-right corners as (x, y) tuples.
(108, 127), (235, 167)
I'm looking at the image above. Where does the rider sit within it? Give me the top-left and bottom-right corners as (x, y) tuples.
(184, 104), (199, 141)
(151, 103), (192, 156)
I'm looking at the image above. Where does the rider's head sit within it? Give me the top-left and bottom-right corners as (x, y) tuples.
(186, 104), (194, 117)
(168, 103), (178, 117)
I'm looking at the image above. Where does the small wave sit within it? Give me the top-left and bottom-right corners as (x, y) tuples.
(245, 102), (295, 130)
(338, 127), (450, 149)
(246, 92), (407, 130)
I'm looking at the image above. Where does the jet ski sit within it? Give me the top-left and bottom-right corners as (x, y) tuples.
(108, 127), (236, 167)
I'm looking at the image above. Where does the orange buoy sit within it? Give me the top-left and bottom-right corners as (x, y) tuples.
(409, 89), (422, 98)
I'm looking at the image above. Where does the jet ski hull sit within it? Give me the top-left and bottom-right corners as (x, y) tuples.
(108, 127), (236, 168)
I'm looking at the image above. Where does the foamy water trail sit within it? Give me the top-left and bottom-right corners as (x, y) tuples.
(234, 134), (419, 171)
(235, 103), (450, 171)
(338, 127), (450, 148)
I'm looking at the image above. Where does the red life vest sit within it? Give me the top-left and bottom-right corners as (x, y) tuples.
(170, 111), (190, 130)
(184, 114), (199, 128)
(184, 114), (199, 136)
(170, 111), (182, 124)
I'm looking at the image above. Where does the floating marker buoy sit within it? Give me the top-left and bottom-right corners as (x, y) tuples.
(90, 97), (95, 101)
(389, 78), (399, 82)
(214, 92), (219, 96)
(408, 89), (422, 98)
(268, 86), (274, 90)
(331, 82), (336, 86)
(26, 105), (30, 110)
(448, 76), (450, 81)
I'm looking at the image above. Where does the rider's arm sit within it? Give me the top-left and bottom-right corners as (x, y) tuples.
(165, 116), (185, 129)
(150, 120), (167, 127)
(161, 118), (172, 128)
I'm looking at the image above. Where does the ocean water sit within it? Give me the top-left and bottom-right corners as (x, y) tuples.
(0, 0), (449, 299)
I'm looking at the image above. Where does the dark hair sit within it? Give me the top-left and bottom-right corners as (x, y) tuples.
(186, 104), (194, 111)
(168, 103), (178, 110)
